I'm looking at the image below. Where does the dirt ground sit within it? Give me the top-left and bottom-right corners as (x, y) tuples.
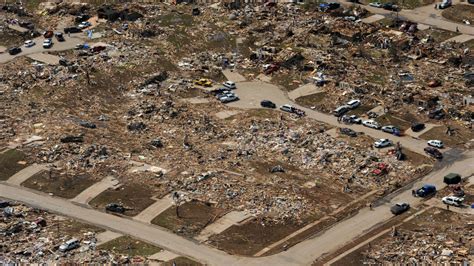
(442, 4), (474, 24)
(294, 92), (327, 108)
(89, 184), (156, 216)
(97, 236), (162, 257)
(0, 149), (28, 180)
(22, 170), (96, 199)
(419, 28), (461, 43)
(419, 123), (474, 148)
(208, 218), (302, 256)
(151, 200), (225, 238)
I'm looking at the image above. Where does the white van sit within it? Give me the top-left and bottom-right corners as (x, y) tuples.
(223, 81), (236, 89)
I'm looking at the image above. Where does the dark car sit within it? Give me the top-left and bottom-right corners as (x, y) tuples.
(261, 100), (276, 108)
(8, 47), (22, 55)
(64, 27), (82, 34)
(55, 32), (65, 42)
(428, 108), (445, 120)
(416, 184), (436, 197)
(411, 122), (425, 132)
(340, 128), (357, 137)
(390, 203), (410, 215)
(383, 3), (398, 10)
(424, 146), (443, 159)
(105, 203), (125, 213)
(328, 2), (341, 9)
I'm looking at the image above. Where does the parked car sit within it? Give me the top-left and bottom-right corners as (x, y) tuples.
(340, 128), (357, 137)
(381, 125), (399, 134)
(327, 2), (341, 9)
(369, 2), (383, 7)
(333, 105), (350, 117)
(59, 239), (80, 252)
(55, 32), (65, 42)
(349, 115), (362, 124)
(193, 78), (212, 87)
(442, 196), (464, 207)
(374, 138), (392, 148)
(416, 184), (436, 197)
(411, 122), (425, 132)
(216, 91), (233, 99)
(43, 30), (54, 38)
(43, 39), (53, 49)
(428, 107), (445, 120)
(78, 21), (92, 29)
(438, 1), (451, 9)
(280, 104), (295, 113)
(443, 173), (461, 185)
(261, 100), (276, 108)
(64, 27), (82, 34)
(362, 119), (381, 129)
(8, 47), (22, 55)
(105, 203), (125, 213)
(383, 3), (398, 10)
(390, 203), (410, 215)
(24, 40), (35, 47)
(223, 81), (236, 89)
(220, 95), (239, 103)
(346, 99), (361, 109)
(424, 146), (443, 159)
(427, 140), (443, 148)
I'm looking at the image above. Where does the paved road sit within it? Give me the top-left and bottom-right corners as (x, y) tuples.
(0, 33), (84, 63)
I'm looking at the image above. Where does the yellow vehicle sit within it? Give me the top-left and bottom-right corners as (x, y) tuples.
(193, 78), (212, 87)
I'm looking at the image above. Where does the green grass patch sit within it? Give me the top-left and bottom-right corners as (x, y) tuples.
(0, 149), (28, 181)
(98, 236), (161, 257)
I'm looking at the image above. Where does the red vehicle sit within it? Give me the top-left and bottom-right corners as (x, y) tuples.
(43, 30), (54, 38)
(372, 163), (389, 176)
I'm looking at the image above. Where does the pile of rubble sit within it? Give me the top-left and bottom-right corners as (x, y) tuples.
(0, 201), (149, 264)
(362, 210), (473, 264)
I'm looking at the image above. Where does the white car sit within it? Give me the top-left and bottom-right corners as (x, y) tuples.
(369, 2), (383, 7)
(427, 140), (443, 148)
(43, 39), (53, 48)
(280, 104), (294, 113)
(362, 120), (381, 129)
(59, 238), (80, 252)
(374, 138), (392, 148)
(442, 196), (463, 207)
(223, 81), (236, 89)
(78, 21), (92, 29)
(220, 95), (239, 103)
(346, 99), (361, 109)
(24, 40), (35, 47)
